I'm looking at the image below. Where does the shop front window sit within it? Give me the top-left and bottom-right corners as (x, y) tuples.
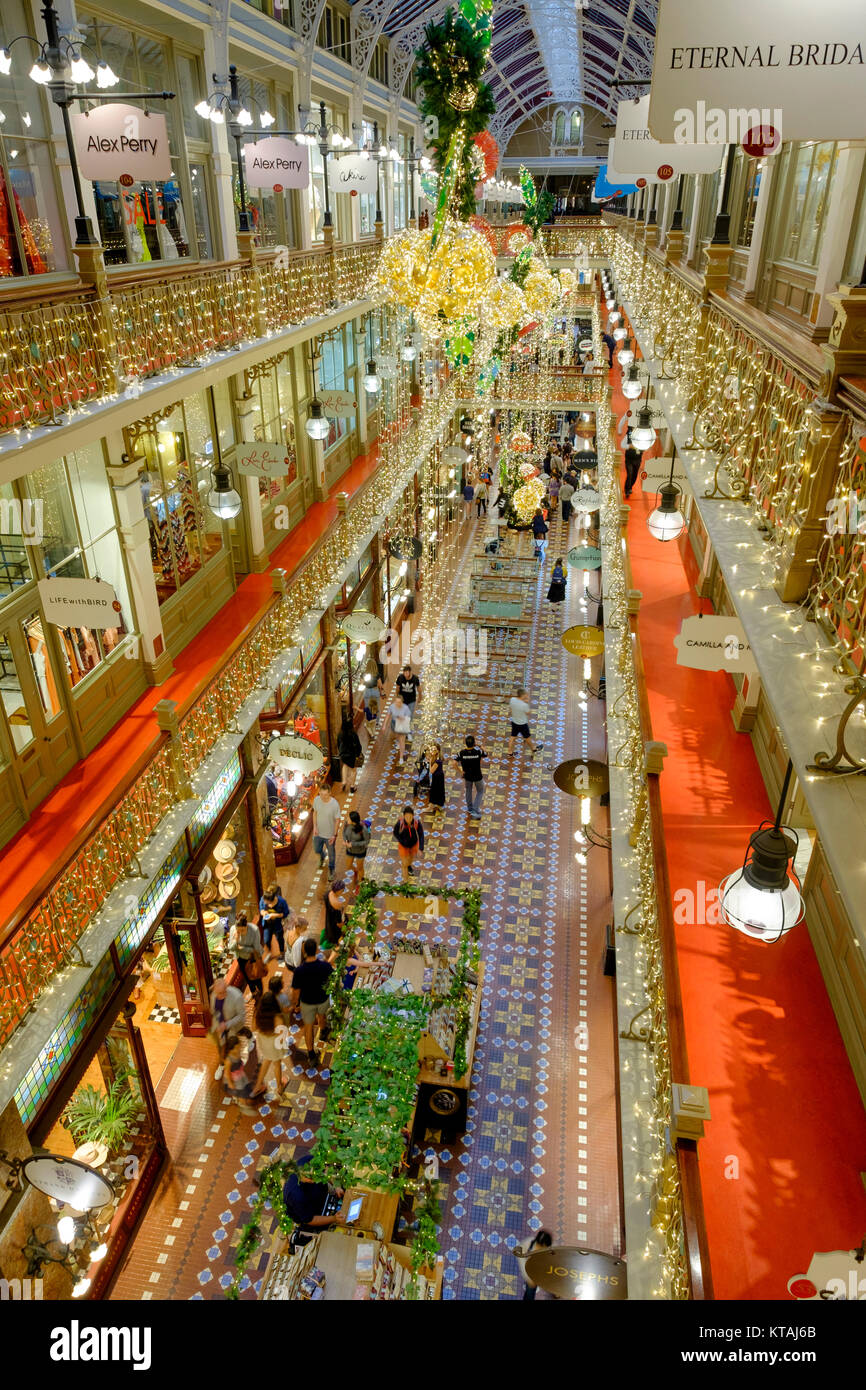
(0, 632), (32, 751)
(0, 0), (67, 279)
(265, 664), (329, 865)
(78, 14), (213, 267)
(0, 480), (37, 595)
(24, 447), (131, 685)
(135, 392), (224, 603)
(359, 120), (377, 234)
(734, 153), (763, 250)
(319, 328), (354, 453)
(777, 141), (837, 267)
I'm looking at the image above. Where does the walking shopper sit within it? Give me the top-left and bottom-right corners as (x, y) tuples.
(393, 805), (425, 876)
(259, 884), (290, 961)
(548, 473), (560, 515)
(531, 508), (548, 562)
(209, 976), (246, 1080)
(390, 692), (412, 763)
(507, 688), (543, 756)
(547, 557), (567, 604)
(223, 1034), (261, 1114)
(428, 743), (446, 814)
(337, 713), (362, 793)
(253, 991), (290, 1097)
(602, 331), (616, 367)
(474, 477), (489, 517)
(290, 938), (333, 1063)
(559, 476), (575, 524)
(455, 735), (488, 818)
(396, 663), (422, 710)
(463, 478), (475, 520)
(412, 746), (431, 800)
(235, 912), (265, 997)
(342, 809), (370, 884)
(322, 879), (348, 947)
(312, 781), (341, 879)
(623, 436), (643, 498)
(514, 1230), (554, 1300)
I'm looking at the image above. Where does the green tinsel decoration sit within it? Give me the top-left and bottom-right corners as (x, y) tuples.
(415, 8), (497, 223)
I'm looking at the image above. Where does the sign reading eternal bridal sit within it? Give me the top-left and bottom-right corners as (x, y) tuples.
(237, 441), (292, 479)
(674, 615), (758, 675)
(243, 137), (309, 191)
(71, 104), (171, 182)
(38, 577), (121, 630)
(267, 734), (325, 774)
(613, 96), (724, 179)
(648, 0), (866, 142)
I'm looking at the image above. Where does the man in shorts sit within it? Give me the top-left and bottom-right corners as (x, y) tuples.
(290, 937), (333, 1063)
(507, 687), (543, 757)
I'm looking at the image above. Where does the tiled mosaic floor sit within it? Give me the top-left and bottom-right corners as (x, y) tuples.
(111, 503), (622, 1302)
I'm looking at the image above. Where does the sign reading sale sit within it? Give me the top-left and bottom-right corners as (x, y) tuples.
(72, 104), (171, 182)
(243, 137), (309, 191)
(648, 0), (866, 142)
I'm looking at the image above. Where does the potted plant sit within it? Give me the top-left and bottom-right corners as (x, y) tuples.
(62, 1077), (141, 1155)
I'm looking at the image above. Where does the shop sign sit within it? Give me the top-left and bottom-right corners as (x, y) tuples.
(572, 487), (601, 511)
(648, 0), (866, 143)
(71, 104), (171, 182)
(525, 1247), (627, 1300)
(578, 338), (594, 352)
(243, 137), (309, 191)
(613, 96), (724, 178)
(382, 893), (442, 918)
(442, 445), (471, 462)
(605, 140), (641, 192)
(22, 1154), (114, 1211)
(640, 456), (690, 492)
(553, 759), (609, 799)
(674, 614), (758, 675)
(340, 609), (386, 643)
(38, 577), (120, 630)
(562, 624), (606, 657)
(388, 535), (423, 561)
(333, 154), (377, 194)
(267, 734), (325, 774)
(237, 440), (292, 479)
(319, 388), (358, 417)
(567, 545), (602, 571)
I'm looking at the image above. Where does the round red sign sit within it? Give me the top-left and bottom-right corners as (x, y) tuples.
(119, 173), (134, 188)
(742, 125), (781, 159)
(273, 183), (283, 193)
(635, 177), (647, 188)
(112, 600), (122, 612)
(657, 164), (674, 181)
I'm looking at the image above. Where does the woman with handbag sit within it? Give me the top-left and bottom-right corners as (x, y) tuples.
(235, 911), (265, 997)
(337, 714), (363, 793)
(393, 805), (425, 877)
(342, 809), (371, 885)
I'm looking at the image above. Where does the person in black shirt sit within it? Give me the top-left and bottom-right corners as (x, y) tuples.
(396, 665), (421, 709)
(623, 432), (643, 499)
(282, 1153), (345, 1242)
(455, 734), (488, 818)
(290, 937), (333, 1061)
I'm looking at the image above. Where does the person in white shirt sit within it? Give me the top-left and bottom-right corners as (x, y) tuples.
(507, 687), (543, 756)
(582, 352), (597, 375)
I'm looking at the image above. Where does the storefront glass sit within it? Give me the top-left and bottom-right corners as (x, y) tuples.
(0, 0), (68, 279)
(135, 391), (224, 603)
(78, 13), (214, 266)
(243, 359), (299, 513)
(265, 664), (329, 865)
(775, 141), (837, 267)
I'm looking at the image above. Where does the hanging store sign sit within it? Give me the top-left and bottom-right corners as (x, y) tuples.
(640, 457), (692, 495)
(567, 545), (602, 571)
(267, 734), (325, 774)
(319, 388), (358, 417)
(237, 440), (292, 479)
(334, 154), (377, 194)
(243, 137), (310, 191)
(38, 577), (121, 630)
(71, 104), (172, 182)
(572, 487), (602, 511)
(648, 0), (866, 143)
(604, 141), (641, 194)
(553, 759), (609, 799)
(562, 625), (606, 657)
(339, 609), (386, 643)
(613, 97), (724, 178)
(674, 615), (758, 675)
(388, 535), (423, 561)
(525, 1247), (627, 1300)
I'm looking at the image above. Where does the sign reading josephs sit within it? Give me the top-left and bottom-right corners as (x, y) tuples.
(648, 0), (866, 142)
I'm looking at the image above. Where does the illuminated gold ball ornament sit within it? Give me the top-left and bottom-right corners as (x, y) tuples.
(558, 267), (577, 298)
(376, 221), (495, 335)
(523, 265), (561, 316)
(512, 476), (545, 522)
(482, 277), (528, 331)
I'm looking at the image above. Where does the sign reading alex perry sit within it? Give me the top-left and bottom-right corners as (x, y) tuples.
(38, 577), (121, 630)
(71, 104), (172, 182)
(243, 137), (309, 191)
(648, 0), (866, 142)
